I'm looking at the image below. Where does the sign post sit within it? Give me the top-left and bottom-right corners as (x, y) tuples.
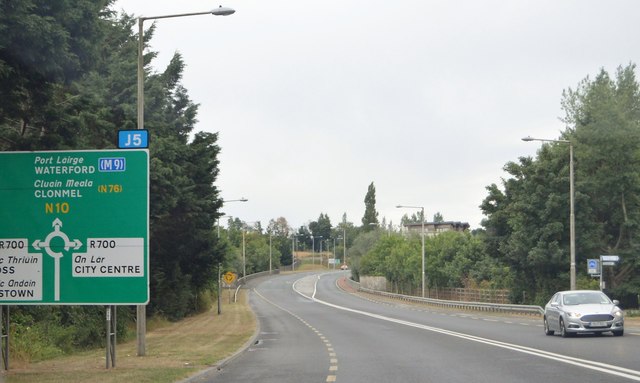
(0, 150), (149, 305)
(599, 255), (620, 291)
(222, 272), (237, 304)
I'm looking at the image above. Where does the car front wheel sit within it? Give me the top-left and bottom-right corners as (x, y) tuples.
(560, 318), (572, 338)
(613, 329), (624, 337)
(544, 317), (554, 336)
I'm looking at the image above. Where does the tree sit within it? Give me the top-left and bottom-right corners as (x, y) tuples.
(362, 182), (379, 231)
(309, 213), (332, 251)
(295, 225), (312, 252)
(348, 229), (383, 281)
(0, 0), (112, 151)
(0, 2), (232, 354)
(482, 64), (640, 306)
(561, 64), (640, 305)
(267, 217), (293, 266)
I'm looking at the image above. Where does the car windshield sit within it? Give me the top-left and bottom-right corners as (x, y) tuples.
(562, 292), (611, 306)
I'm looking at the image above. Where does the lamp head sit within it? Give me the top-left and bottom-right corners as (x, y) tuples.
(211, 5), (235, 16)
(521, 136), (534, 142)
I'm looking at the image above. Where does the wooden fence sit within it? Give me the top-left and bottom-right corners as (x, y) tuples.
(427, 287), (510, 304)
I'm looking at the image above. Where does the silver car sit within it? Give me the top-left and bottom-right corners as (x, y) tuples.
(543, 290), (624, 337)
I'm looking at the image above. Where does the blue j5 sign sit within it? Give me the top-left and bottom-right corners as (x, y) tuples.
(118, 130), (149, 149)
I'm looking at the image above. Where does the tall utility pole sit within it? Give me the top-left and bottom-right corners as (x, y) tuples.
(522, 136), (575, 290)
(135, 5), (235, 357)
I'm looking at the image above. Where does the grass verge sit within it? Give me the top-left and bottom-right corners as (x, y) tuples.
(4, 290), (256, 383)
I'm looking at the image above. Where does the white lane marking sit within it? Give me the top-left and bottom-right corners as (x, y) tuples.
(293, 274), (640, 382)
(254, 286), (338, 382)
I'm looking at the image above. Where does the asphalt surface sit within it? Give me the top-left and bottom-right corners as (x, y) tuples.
(190, 271), (640, 383)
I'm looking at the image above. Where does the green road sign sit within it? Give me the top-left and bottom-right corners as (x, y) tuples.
(0, 150), (149, 305)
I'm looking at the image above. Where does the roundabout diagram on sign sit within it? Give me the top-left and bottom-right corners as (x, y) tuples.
(32, 218), (82, 301)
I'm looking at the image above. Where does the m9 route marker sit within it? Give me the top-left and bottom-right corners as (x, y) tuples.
(99, 158), (126, 172)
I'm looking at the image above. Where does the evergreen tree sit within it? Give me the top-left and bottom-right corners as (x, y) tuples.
(362, 182), (379, 231)
(482, 64), (640, 305)
(0, 0), (112, 150)
(309, 213), (332, 251)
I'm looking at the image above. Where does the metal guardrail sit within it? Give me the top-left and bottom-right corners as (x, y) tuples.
(346, 278), (544, 316)
(234, 270), (280, 302)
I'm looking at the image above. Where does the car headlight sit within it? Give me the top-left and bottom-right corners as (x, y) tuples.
(614, 310), (624, 318)
(567, 312), (582, 318)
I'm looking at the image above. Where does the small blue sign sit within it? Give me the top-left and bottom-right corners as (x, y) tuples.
(587, 259), (599, 275)
(99, 158), (126, 172)
(118, 130), (149, 149)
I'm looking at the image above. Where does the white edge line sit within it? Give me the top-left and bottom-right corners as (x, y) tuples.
(293, 273), (640, 381)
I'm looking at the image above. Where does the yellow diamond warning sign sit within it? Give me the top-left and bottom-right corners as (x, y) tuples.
(222, 272), (237, 286)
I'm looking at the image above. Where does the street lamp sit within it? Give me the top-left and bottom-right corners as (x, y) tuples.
(269, 231), (273, 274)
(135, 5), (235, 357)
(522, 136), (576, 290)
(223, 198), (248, 203)
(291, 234), (300, 272)
(331, 237), (337, 269)
(242, 221), (258, 278)
(397, 205), (426, 298)
(340, 225), (347, 267)
(137, 6), (235, 130)
(311, 236), (323, 265)
(217, 198), (248, 237)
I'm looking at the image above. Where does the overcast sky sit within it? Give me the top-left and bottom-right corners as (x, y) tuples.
(114, 0), (640, 230)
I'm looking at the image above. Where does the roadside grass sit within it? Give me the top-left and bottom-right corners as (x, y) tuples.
(4, 290), (256, 383)
(297, 263), (327, 271)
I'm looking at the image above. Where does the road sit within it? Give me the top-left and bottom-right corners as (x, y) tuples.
(189, 271), (640, 383)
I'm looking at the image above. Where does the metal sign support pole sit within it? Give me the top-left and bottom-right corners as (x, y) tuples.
(0, 306), (8, 370)
(217, 264), (222, 315)
(599, 256), (604, 291)
(106, 306), (117, 369)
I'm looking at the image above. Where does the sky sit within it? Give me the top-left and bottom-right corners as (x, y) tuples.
(114, 0), (640, 230)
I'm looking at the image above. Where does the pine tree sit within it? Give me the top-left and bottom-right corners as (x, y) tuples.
(362, 182), (379, 231)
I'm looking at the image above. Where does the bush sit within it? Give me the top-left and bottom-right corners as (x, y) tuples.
(8, 306), (135, 364)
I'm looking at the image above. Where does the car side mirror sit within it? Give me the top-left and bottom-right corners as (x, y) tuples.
(550, 302), (559, 307)
(613, 299), (620, 305)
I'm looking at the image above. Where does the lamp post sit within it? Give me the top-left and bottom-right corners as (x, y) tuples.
(324, 239), (329, 267)
(291, 234), (298, 271)
(522, 136), (576, 290)
(341, 226), (347, 267)
(397, 205), (426, 298)
(137, 6), (235, 130)
(269, 231), (273, 274)
(217, 198), (248, 237)
(242, 221), (258, 278)
(214, 199), (246, 320)
(331, 237), (337, 269)
(135, 5), (235, 358)
(311, 236), (323, 265)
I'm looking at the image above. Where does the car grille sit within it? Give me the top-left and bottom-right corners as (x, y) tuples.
(581, 314), (614, 322)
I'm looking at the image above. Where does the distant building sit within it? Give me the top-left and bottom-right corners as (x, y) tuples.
(402, 221), (470, 237)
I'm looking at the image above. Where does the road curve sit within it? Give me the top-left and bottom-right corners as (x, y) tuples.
(190, 271), (640, 383)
